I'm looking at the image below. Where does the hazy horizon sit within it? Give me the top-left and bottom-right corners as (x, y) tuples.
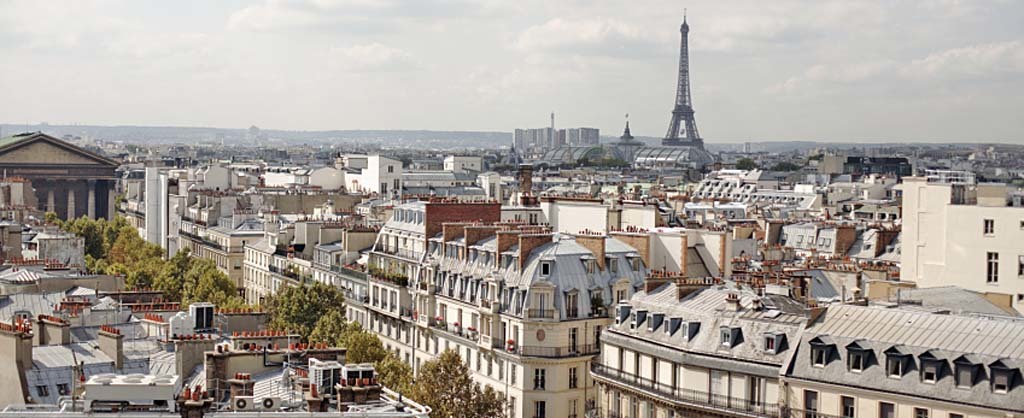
(1, 1), (1022, 143)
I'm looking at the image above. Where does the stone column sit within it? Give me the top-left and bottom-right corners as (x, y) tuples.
(46, 187), (55, 213)
(107, 181), (115, 220)
(67, 185), (76, 219)
(87, 180), (96, 219)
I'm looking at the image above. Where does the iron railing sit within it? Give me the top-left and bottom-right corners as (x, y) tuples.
(519, 344), (599, 358)
(591, 364), (780, 417)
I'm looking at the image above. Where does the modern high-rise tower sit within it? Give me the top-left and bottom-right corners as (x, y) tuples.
(662, 12), (703, 148)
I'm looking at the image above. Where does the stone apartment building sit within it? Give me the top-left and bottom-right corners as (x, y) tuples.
(899, 177), (1024, 313)
(357, 199), (733, 418)
(594, 277), (806, 418)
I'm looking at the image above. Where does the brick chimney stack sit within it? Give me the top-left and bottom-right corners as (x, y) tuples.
(98, 325), (124, 370)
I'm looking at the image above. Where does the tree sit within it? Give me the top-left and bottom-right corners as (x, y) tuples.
(736, 158), (758, 170)
(771, 161), (802, 172)
(266, 282), (345, 340)
(309, 309), (349, 346)
(340, 325), (387, 364)
(181, 258), (244, 308)
(375, 352), (413, 395)
(410, 350), (506, 418)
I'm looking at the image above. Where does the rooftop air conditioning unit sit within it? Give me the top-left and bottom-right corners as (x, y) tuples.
(260, 397), (281, 411)
(232, 396), (255, 411)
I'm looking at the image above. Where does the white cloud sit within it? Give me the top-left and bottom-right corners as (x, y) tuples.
(904, 41), (1024, 79)
(513, 18), (661, 58)
(329, 43), (417, 72)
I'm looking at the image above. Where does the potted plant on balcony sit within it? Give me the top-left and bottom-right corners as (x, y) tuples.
(506, 339), (516, 352)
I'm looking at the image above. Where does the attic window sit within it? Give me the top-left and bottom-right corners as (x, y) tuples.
(849, 351), (867, 372)
(921, 362), (939, 384)
(763, 336), (775, 353)
(955, 364), (976, 389)
(720, 326), (741, 348)
(886, 356), (906, 378)
(540, 261), (551, 276)
(993, 370), (1011, 394)
(763, 332), (784, 354)
(666, 318), (682, 336)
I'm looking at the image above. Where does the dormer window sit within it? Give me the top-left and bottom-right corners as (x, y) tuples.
(885, 346), (911, 378)
(921, 362), (939, 383)
(887, 356), (905, 378)
(720, 326), (741, 348)
(633, 310), (648, 329)
(993, 370), (1011, 394)
(763, 332), (785, 354)
(683, 321), (700, 341)
(666, 318), (682, 336)
(649, 313), (664, 332)
(809, 335), (835, 368)
(616, 305), (631, 326)
(850, 351), (866, 372)
(990, 359), (1018, 394)
(954, 355), (981, 389)
(540, 261), (551, 276)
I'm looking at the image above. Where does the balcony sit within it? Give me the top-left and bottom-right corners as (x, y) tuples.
(478, 298), (500, 314)
(330, 265), (368, 281)
(376, 247), (423, 261)
(590, 364), (780, 417)
(519, 343), (599, 358)
(429, 319), (480, 344)
(526, 308), (555, 320)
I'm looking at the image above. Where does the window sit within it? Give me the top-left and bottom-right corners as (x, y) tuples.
(879, 402), (895, 418)
(993, 370), (1011, 393)
(987, 252), (999, 283)
(566, 293), (578, 318)
(922, 362), (938, 383)
(608, 258), (618, 274)
(387, 165), (394, 173)
(812, 347), (827, 367)
(849, 351), (866, 372)
(803, 390), (818, 417)
(616, 289), (628, 303)
(540, 262), (551, 276)
(720, 328), (732, 347)
(511, 364), (517, 385)
(534, 368), (546, 390)
(887, 356), (905, 378)
(36, 385), (49, 397)
(914, 408), (929, 418)
(534, 401), (546, 418)
(763, 336), (775, 353)
(984, 219), (994, 235)
(57, 384), (69, 396)
(569, 367), (578, 389)
(949, 414), (964, 418)
(841, 396), (855, 418)
(510, 396), (517, 418)
(1018, 255), (1024, 277)
(957, 365), (975, 388)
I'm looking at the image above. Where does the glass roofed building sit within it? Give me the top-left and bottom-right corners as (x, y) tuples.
(632, 145), (714, 170)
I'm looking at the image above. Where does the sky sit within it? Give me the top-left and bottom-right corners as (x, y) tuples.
(0, 0), (1022, 143)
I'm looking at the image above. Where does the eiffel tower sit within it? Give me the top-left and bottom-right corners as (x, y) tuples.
(662, 12), (703, 148)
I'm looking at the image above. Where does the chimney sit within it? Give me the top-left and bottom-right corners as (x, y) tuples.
(874, 228), (899, 257)
(680, 233), (689, 277)
(464, 225), (499, 248)
(725, 292), (741, 312)
(228, 373), (255, 398)
(442, 222), (469, 243)
(643, 272), (672, 293)
(833, 224), (858, 256)
(0, 320), (34, 383)
(609, 229), (650, 268)
(574, 232), (607, 271)
(98, 325), (124, 370)
(35, 315), (70, 346)
(496, 230), (522, 255)
(518, 232), (553, 270)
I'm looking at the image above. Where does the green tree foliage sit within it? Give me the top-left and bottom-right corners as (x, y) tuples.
(410, 350), (506, 418)
(266, 282), (345, 340)
(309, 309), (349, 346)
(375, 352), (413, 395)
(339, 323), (387, 364)
(59, 216), (245, 309)
(736, 158), (758, 170)
(771, 161), (802, 172)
